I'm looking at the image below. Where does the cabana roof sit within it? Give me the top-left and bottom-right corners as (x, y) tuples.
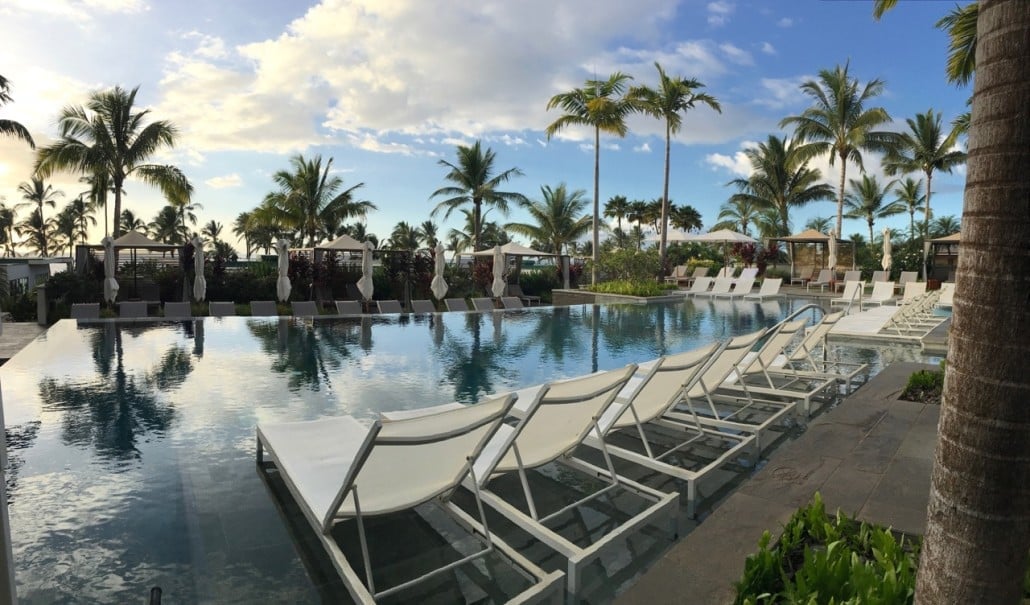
(471, 242), (554, 256)
(317, 233), (366, 251)
(112, 231), (178, 249)
(929, 232), (961, 244)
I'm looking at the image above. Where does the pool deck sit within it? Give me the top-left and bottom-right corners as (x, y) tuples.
(0, 322), (46, 364)
(616, 361), (941, 605)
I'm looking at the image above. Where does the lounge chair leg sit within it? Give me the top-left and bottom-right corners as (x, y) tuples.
(512, 445), (539, 521)
(351, 488), (376, 596)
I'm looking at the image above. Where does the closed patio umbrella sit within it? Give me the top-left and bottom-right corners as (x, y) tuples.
(275, 239), (291, 302)
(357, 241), (374, 301)
(491, 245), (506, 298)
(102, 236), (119, 303)
(430, 241), (448, 300)
(881, 228), (892, 272)
(192, 235), (206, 302)
(827, 229), (838, 272)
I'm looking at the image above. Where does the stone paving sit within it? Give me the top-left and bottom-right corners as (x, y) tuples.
(0, 322), (46, 363)
(616, 361), (940, 605)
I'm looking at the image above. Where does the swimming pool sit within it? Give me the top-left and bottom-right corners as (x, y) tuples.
(0, 299), (933, 602)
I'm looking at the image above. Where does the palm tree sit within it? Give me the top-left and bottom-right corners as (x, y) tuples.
(119, 209), (147, 234)
(169, 192), (203, 244)
(430, 140), (526, 252)
(201, 220), (222, 244)
(34, 85), (191, 237)
(632, 62), (721, 271)
(713, 197), (758, 236)
(79, 172), (115, 236)
(15, 209), (54, 256)
(0, 75), (34, 148)
(419, 220), (439, 249)
(894, 177), (926, 241)
(232, 211), (253, 260)
(16, 177), (63, 256)
(264, 154), (373, 247)
(506, 183), (592, 255)
(546, 72), (639, 284)
(603, 195), (630, 231)
(60, 196), (96, 247)
(935, 2), (979, 86)
(627, 199), (649, 230)
(387, 221), (421, 250)
(780, 63), (898, 237)
(842, 174), (905, 244)
(726, 135), (835, 238)
(883, 109), (966, 243)
(0, 201), (16, 256)
(929, 214), (961, 239)
(149, 206), (181, 246)
(669, 204), (704, 233)
(805, 216), (833, 233)
(53, 205), (80, 257)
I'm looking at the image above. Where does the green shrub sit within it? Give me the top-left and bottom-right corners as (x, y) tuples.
(584, 280), (671, 297)
(900, 367), (944, 404)
(589, 248), (661, 281)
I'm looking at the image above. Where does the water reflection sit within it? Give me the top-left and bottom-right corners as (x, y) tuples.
(439, 313), (518, 403)
(36, 323), (196, 464)
(247, 318), (360, 393)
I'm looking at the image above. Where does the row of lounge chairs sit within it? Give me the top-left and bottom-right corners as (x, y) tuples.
(680, 269), (787, 301)
(794, 268), (926, 295)
(256, 310), (867, 602)
(880, 290), (949, 336)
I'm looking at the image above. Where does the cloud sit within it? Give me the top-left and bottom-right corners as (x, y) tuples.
(719, 43), (753, 66)
(1, 0), (146, 23)
(761, 42), (776, 55)
(205, 173), (242, 189)
(707, 0), (734, 27)
(754, 75), (812, 109)
(704, 140), (759, 177)
(633, 142), (652, 153)
(777, 17), (793, 28)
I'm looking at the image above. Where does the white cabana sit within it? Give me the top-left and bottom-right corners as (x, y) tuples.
(102, 236), (119, 303)
(687, 229), (756, 244)
(356, 241), (374, 301)
(470, 242), (554, 257)
(275, 239), (291, 302)
(430, 241), (448, 300)
(192, 236), (206, 302)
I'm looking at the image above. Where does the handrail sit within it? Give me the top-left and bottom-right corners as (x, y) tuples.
(770, 303), (825, 331)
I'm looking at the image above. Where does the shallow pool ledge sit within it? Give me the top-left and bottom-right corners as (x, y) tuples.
(552, 289), (684, 306)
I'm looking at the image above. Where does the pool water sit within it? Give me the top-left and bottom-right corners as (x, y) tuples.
(1, 299), (935, 603)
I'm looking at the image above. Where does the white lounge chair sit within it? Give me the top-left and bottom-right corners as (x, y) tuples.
(898, 281), (927, 304)
(829, 281), (865, 307)
(694, 277), (734, 298)
(806, 269), (834, 292)
(869, 270), (889, 285)
(209, 301), (235, 317)
(471, 297), (495, 311)
(862, 282), (896, 308)
(935, 283), (955, 309)
(717, 276), (754, 298)
(444, 298), (469, 312)
(119, 301), (148, 318)
(680, 267), (710, 287)
(743, 278), (783, 300)
(409, 299), (436, 313)
(790, 266), (814, 286)
(682, 276), (714, 297)
(663, 265), (688, 285)
(70, 303), (100, 320)
(376, 300), (404, 314)
(291, 301), (319, 316)
(716, 267), (738, 279)
(335, 300), (362, 315)
(256, 394), (564, 604)
(895, 271), (918, 293)
(738, 267), (759, 281)
(833, 270), (861, 293)
(250, 301), (278, 316)
(164, 302), (192, 318)
(786, 312), (868, 391)
(500, 296), (524, 309)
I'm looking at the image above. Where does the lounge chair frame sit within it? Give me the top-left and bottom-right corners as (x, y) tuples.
(743, 278), (783, 300)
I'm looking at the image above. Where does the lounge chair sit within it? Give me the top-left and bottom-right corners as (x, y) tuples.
(70, 303), (100, 320)
(717, 276), (754, 298)
(506, 283), (540, 306)
(471, 297), (495, 311)
(743, 278), (783, 300)
(738, 267), (759, 281)
(250, 301), (278, 316)
(829, 281), (865, 307)
(376, 300), (403, 314)
(663, 265), (688, 285)
(335, 300), (362, 315)
(256, 394), (563, 603)
(790, 266), (814, 286)
(209, 301), (236, 317)
(470, 365), (677, 599)
(869, 270), (889, 284)
(881, 292), (946, 336)
(806, 269), (834, 292)
(164, 302), (192, 318)
(895, 271), (918, 293)
(582, 342), (756, 518)
(681, 266), (710, 287)
(786, 312), (868, 391)
(716, 267), (738, 279)
(935, 283), (955, 309)
(500, 296), (524, 309)
(119, 301), (148, 318)
(682, 276), (714, 297)
(409, 299), (436, 313)
(694, 277), (734, 298)
(833, 270), (861, 293)
(444, 298), (469, 312)
(862, 282), (896, 308)
(292, 301), (319, 316)
(898, 281), (927, 304)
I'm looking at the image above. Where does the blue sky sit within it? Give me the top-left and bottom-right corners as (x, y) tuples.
(0, 0), (971, 253)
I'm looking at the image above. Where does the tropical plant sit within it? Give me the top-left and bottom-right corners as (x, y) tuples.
(0, 74), (34, 148)
(726, 135), (835, 238)
(419, 220), (439, 249)
(929, 215), (961, 239)
(387, 221), (421, 250)
(232, 211), (254, 259)
(894, 177), (926, 241)
(52, 205), (80, 257)
(713, 197), (758, 236)
(632, 62), (721, 272)
(805, 216), (833, 233)
(201, 220), (223, 244)
(15, 209), (55, 256)
(780, 63), (898, 237)
(15, 177), (63, 256)
(603, 195), (630, 230)
(935, 2), (979, 86)
(669, 203), (704, 233)
(430, 140), (525, 252)
(63, 196), (96, 246)
(34, 85), (191, 237)
(149, 206), (181, 247)
(883, 109), (966, 242)
(0, 201), (17, 256)
(546, 72), (639, 284)
(843, 174), (905, 244)
(263, 154), (373, 247)
(506, 183), (591, 256)
(118, 209), (147, 234)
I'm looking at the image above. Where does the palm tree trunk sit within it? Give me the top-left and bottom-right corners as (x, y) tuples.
(921, 170), (934, 279)
(112, 176), (123, 238)
(868, 220), (874, 247)
(914, 2), (1030, 602)
(592, 126), (600, 286)
(659, 121), (671, 275)
(473, 200), (481, 252)
(836, 150), (847, 237)
(910, 209), (915, 241)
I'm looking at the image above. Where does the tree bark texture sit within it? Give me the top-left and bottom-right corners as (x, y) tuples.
(592, 126), (600, 286)
(659, 122), (671, 274)
(915, 2), (1030, 603)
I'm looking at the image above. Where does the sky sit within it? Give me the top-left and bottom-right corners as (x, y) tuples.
(0, 0), (972, 254)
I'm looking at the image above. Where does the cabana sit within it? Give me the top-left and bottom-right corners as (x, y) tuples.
(471, 242), (556, 287)
(768, 229), (855, 281)
(928, 232), (960, 282)
(76, 232), (181, 299)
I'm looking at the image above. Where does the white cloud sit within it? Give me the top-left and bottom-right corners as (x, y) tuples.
(777, 17), (793, 28)
(182, 31), (228, 59)
(707, 0), (734, 27)
(761, 42), (776, 55)
(719, 42), (753, 66)
(633, 142), (652, 153)
(754, 75), (812, 109)
(205, 173), (242, 189)
(704, 140), (759, 177)
(1, 0), (146, 23)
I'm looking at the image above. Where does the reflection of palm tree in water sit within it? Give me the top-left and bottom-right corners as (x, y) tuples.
(37, 323), (193, 462)
(439, 313), (519, 403)
(246, 318), (361, 392)
(511, 306), (589, 366)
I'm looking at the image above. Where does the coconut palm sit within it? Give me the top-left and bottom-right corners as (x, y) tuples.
(929, 215), (961, 239)
(626, 199), (649, 230)
(430, 140), (526, 252)
(935, 2), (979, 86)
(232, 211), (254, 259)
(713, 197), (759, 236)
(149, 206), (181, 247)
(119, 209), (147, 234)
(419, 220), (439, 249)
(0, 201), (17, 256)
(727, 135), (835, 238)
(632, 62), (721, 271)
(0, 75), (34, 148)
(168, 192), (203, 244)
(15, 209), (55, 256)
(201, 220), (222, 244)
(264, 154), (373, 247)
(387, 221), (421, 250)
(883, 109), (966, 241)
(34, 85), (192, 237)
(52, 205), (80, 257)
(506, 183), (591, 256)
(61, 196), (96, 247)
(16, 177), (63, 257)
(894, 177), (926, 241)
(546, 72), (639, 284)
(669, 203), (704, 233)
(842, 174), (905, 244)
(780, 63), (898, 237)
(603, 195), (630, 231)
(805, 216), (833, 233)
